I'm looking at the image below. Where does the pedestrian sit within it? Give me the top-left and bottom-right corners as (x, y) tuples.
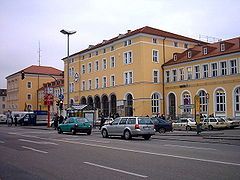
(54, 114), (59, 130)
(99, 114), (105, 130)
(14, 115), (17, 126)
(59, 115), (64, 124)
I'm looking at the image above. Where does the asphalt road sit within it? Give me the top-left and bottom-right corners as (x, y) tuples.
(0, 126), (240, 180)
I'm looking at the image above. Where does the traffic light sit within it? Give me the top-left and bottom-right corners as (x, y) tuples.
(59, 100), (63, 110)
(21, 71), (25, 80)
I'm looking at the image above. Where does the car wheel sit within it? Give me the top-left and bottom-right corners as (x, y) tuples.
(87, 130), (92, 135)
(57, 128), (62, 134)
(186, 126), (191, 131)
(143, 135), (151, 140)
(208, 125), (213, 131)
(102, 129), (108, 138)
(124, 130), (132, 140)
(159, 128), (166, 133)
(71, 128), (76, 135)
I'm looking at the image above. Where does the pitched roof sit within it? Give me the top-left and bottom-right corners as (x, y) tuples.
(6, 65), (63, 79)
(163, 37), (240, 67)
(62, 26), (206, 60)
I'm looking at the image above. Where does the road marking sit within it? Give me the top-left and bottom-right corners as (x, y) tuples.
(63, 138), (110, 143)
(84, 162), (148, 178)
(0, 140), (4, 143)
(53, 139), (240, 167)
(19, 139), (58, 145)
(22, 146), (48, 154)
(164, 144), (217, 151)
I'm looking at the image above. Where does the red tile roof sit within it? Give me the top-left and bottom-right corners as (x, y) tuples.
(163, 37), (240, 66)
(62, 26), (206, 60)
(6, 65), (63, 79)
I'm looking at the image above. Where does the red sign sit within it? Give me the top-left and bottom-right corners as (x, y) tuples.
(44, 94), (54, 106)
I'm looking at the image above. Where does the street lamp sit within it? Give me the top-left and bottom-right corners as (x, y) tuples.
(60, 29), (76, 109)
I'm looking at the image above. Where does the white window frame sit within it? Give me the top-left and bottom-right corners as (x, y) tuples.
(172, 69), (177, 82)
(95, 61), (99, 71)
(27, 93), (32, 100)
(220, 43), (225, 52)
(152, 38), (157, 44)
(102, 76), (107, 88)
(110, 56), (115, 68)
(215, 89), (226, 112)
(165, 71), (170, 83)
(220, 61), (227, 76)
(27, 81), (32, 88)
(211, 62), (218, 77)
(194, 65), (200, 79)
(151, 93), (160, 114)
(88, 62), (92, 73)
(202, 64), (209, 78)
(152, 49), (159, 63)
(88, 79), (92, 90)
(186, 67), (192, 80)
(82, 81), (85, 91)
(153, 69), (159, 83)
(110, 75), (115, 87)
(187, 51), (192, 59)
(203, 47), (208, 55)
(179, 68), (185, 81)
(123, 51), (133, 64)
(234, 87), (240, 113)
(102, 58), (107, 70)
(81, 64), (85, 74)
(229, 59), (237, 74)
(95, 78), (99, 89)
(124, 71), (133, 85)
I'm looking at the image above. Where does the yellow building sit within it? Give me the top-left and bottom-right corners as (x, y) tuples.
(62, 26), (204, 117)
(6, 65), (63, 111)
(163, 37), (240, 119)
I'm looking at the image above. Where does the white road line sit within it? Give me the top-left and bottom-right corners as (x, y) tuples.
(0, 140), (4, 143)
(84, 162), (148, 178)
(53, 139), (240, 167)
(22, 146), (48, 154)
(164, 144), (217, 151)
(63, 138), (110, 143)
(19, 139), (58, 145)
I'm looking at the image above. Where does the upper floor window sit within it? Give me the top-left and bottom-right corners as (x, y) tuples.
(152, 50), (159, 63)
(102, 76), (107, 88)
(27, 82), (32, 88)
(27, 94), (32, 100)
(95, 61), (99, 71)
(82, 81), (85, 91)
(124, 71), (133, 84)
(110, 75), (115, 86)
(123, 51), (132, 64)
(187, 51), (192, 59)
(173, 42), (178, 47)
(194, 65), (200, 79)
(187, 67), (192, 80)
(103, 48), (106, 54)
(220, 43), (225, 52)
(89, 53), (92, 58)
(102, 59), (107, 70)
(152, 38), (157, 44)
(95, 51), (98, 56)
(230, 59), (237, 74)
(124, 39), (132, 46)
(82, 64), (85, 74)
(211, 63), (218, 77)
(220, 61), (227, 76)
(95, 78), (99, 89)
(172, 69), (177, 82)
(88, 63), (92, 73)
(184, 43), (189, 49)
(111, 46), (114, 51)
(179, 68), (184, 81)
(153, 70), (159, 83)
(202, 64), (209, 78)
(88, 80), (92, 90)
(215, 89), (226, 112)
(166, 71), (170, 83)
(110, 56), (115, 68)
(203, 47), (208, 55)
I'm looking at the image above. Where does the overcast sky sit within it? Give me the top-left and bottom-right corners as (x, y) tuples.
(0, 0), (239, 88)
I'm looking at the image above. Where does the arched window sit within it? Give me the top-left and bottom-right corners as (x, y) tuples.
(215, 89), (226, 112)
(234, 87), (240, 114)
(151, 93), (160, 114)
(183, 92), (191, 113)
(198, 90), (207, 113)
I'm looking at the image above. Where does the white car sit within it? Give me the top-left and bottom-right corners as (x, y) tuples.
(172, 118), (196, 131)
(0, 114), (7, 124)
(221, 118), (240, 129)
(202, 117), (227, 130)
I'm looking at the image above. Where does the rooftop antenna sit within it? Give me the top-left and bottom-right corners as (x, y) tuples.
(38, 41), (41, 66)
(199, 34), (222, 43)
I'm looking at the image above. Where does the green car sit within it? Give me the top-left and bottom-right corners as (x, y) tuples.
(57, 117), (92, 135)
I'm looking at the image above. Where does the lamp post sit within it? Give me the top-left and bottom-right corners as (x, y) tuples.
(60, 29), (76, 109)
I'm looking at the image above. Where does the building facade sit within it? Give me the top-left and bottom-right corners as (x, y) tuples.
(37, 79), (64, 116)
(163, 37), (240, 119)
(0, 89), (7, 114)
(6, 65), (63, 112)
(62, 26), (204, 117)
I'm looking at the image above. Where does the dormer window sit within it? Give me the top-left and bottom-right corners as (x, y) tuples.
(187, 51), (192, 58)
(173, 54), (177, 61)
(184, 43), (189, 49)
(173, 42), (178, 47)
(203, 47), (208, 55)
(220, 43), (225, 52)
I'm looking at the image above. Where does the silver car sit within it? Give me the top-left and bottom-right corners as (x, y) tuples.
(101, 117), (155, 140)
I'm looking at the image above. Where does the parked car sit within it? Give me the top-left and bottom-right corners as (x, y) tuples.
(94, 117), (114, 126)
(0, 114), (7, 124)
(101, 117), (155, 140)
(151, 117), (172, 133)
(172, 118), (196, 131)
(57, 117), (92, 135)
(202, 117), (227, 130)
(219, 118), (240, 129)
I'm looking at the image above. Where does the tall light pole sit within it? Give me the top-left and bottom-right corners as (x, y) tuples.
(60, 29), (76, 109)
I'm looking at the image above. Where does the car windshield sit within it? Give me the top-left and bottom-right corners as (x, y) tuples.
(188, 118), (195, 122)
(138, 117), (153, 125)
(76, 118), (89, 123)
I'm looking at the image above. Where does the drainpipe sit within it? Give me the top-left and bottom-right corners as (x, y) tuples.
(162, 37), (166, 116)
